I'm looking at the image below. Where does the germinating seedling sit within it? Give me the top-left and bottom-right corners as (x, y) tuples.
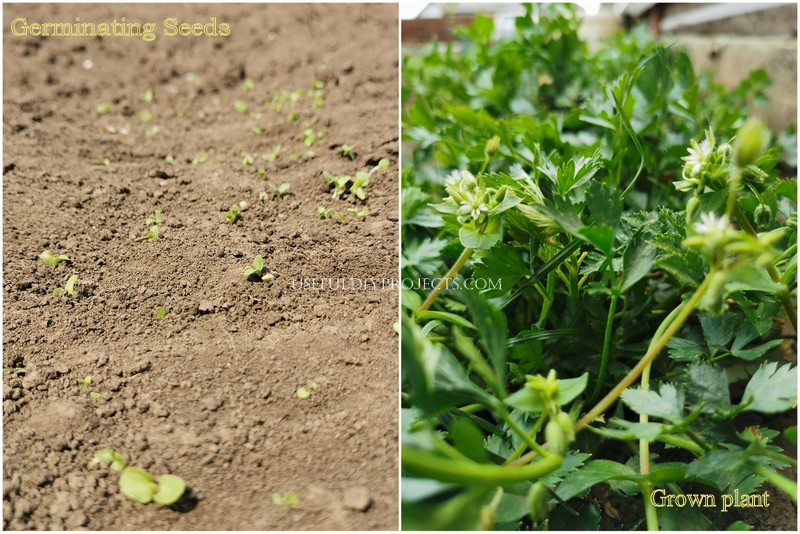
(142, 88), (154, 103)
(154, 306), (167, 320)
(342, 145), (356, 160)
(94, 449), (185, 506)
(272, 492), (300, 506)
(273, 183), (291, 199)
(296, 382), (318, 399)
(52, 275), (78, 298)
(242, 153), (255, 166)
(263, 144), (281, 162)
(96, 102), (112, 115)
(142, 211), (164, 240)
(225, 203), (241, 224)
(192, 152), (207, 165)
(348, 206), (369, 219)
(78, 375), (92, 386)
(39, 250), (70, 266)
(234, 99), (248, 114)
(243, 78), (255, 91)
(243, 255), (273, 282)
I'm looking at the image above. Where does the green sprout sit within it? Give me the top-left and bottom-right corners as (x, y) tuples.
(296, 382), (318, 399)
(89, 391), (101, 400)
(142, 210), (164, 240)
(316, 207), (334, 219)
(243, 255), (273, 282)
(300, 127), (317, 147)
(288, 111), (299, 122)
(192, 152), (207, 165)
(3, 368), (25, 376)
(165, 155), (175, 165)
(146, 125), (160, 137)
(154, 306), (167, 320)
(78, 375), (92, 386)
(97, 158), (111, 167)
(234, 99), (248, 114)
(225, 204), (241, 224)
(243, 79), (255, 91)
(39, 250), (70, 266)
(342, 145), (356, 160)
(348, 206), (369, 219)
(95, 449), (186, 506)
(96, 102), (112, 115)
(258, 167), (266, 178)
(142, 88), (154, 103)
(272, 492), (300, 506)
(52, 275), (78, 298)
(242, 153), (255, 166)
(323, 171), (351, 200)
(350, 172), (370, 201)
(251, 126), (265, 135)
(138, 110), (154, 122)
(259, 191), (269, 202)
(263, 144), (281, 162)
(273, 183), (291, 199)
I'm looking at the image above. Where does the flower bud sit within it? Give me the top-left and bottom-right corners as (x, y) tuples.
(556, 412), (575, 444)
(528, 482), (549, 523)
(485, 135), (501, 157)
(754, 204), (773, 229)
(733, 118), (768, 168)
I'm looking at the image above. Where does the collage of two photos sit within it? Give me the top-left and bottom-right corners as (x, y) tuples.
(3, 1), (799, 532)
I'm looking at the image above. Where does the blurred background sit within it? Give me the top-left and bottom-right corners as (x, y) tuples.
(401, 2), (797, 132)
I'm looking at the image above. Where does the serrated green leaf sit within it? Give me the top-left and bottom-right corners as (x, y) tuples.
(742, 362), (796, 413)
(621, 383), (685, 422)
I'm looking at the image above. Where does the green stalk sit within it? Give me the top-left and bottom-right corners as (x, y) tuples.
(505, 412), (547, 464)
(752, 464), (797, 502)
(403, 446), (562, 486)
(731, 203), (797, 332)
(499, 408), (551, 459)
(591, 293), (619, 401)
(575, 270), (715, 432)
(418, 246), (474, 313)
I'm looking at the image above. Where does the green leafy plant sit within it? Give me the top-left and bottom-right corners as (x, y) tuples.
(263, 144), (282, 162)
(39, 250), (70, 266)
(192, 152), (207, 165)
(243, 255), (273, 282)
(342, 144), (357, 160)
(225, 203), (242, 224)
(401, 6), (796, 532)
(272, 183), (291, 199)
(52, 275), (78, 298)
(154, 306), (167, 320)
(95, 449), (185, 506)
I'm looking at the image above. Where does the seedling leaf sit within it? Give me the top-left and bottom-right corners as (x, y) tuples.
(119, 466), (157, 504)
(272, 492), (300, 506)
(153, 474), (186, 505)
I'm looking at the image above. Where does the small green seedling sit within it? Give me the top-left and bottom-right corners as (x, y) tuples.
(96, 102), (112, 115)
(89, 391), (101, 400)
(78, 375), (92, 386)
(242, 153), (255, 166)
(323, 171), (351, 200)
(142, 225), (159, 240)
(303, 149), (315, 159)
(146, 210), (165, 226)
(3, 368), (25, 376)
(342, 145), (356, 160)
(234, 99), (248, 113)
(95, 449), (186, 506)
(272, 492), (300, 506)
(142, 88), (154, 103)
(53, 275), (78, 298)
(348, 206), (369, 219)
(258, 167), (266, 178)
(146, 125), (160, 137)
(95, 448), (126, 472)
(288, 111), (299, 122)
(251, 126), (265, 135)
(138, 110), (154, 122)
(192, 152), (207, 165)
(243, 79), (255, 91)
(263, 144), (281, 162)
(97, 158), (111, 167)
(243, 255), (273, 282)
(273, 183), (291, 199)
(259, 191), (269, 202)
(350, 172), (370, 200)
(165, 155), (175, 165)
(225, 204), (241, 224)
(296, 382), (318, 399)
(39, 250), (70, 266)
(154, 306), (167, 320)
(249, 112), (263, 120)
(316, 207), (334, 219)
(289, 148), (298, 160)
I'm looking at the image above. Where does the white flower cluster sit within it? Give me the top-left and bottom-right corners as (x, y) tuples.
(674, 129), (732, 192)
(444, 170), (497, 224)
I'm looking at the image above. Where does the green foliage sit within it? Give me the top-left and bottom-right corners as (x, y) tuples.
(225, 203), (241, 224)
(272, 492), (300, 505)
(243, 255), (272, 282)
(39, 250), (70, 266)
(342, 144), (356, 160)
(52, 275), (78, 298)
(401, 5), (796, 530)
(296, 382), (318, 399)
(96, 449), (185, 506)
(273, 183), (291, 198)
(154, 306), (167, 320)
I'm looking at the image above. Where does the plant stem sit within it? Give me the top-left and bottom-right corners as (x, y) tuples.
(418, 247), (474, 313)
(752, 464), (797, 502)
(505, 412), (547, 464)
(591, 293), (619, 401)
(499, 409), (550, 459)
(731, 203), (797, 332)
(574, 270), (715, 432)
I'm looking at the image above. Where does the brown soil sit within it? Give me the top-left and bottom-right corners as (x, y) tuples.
(3, 3), (398, 530)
